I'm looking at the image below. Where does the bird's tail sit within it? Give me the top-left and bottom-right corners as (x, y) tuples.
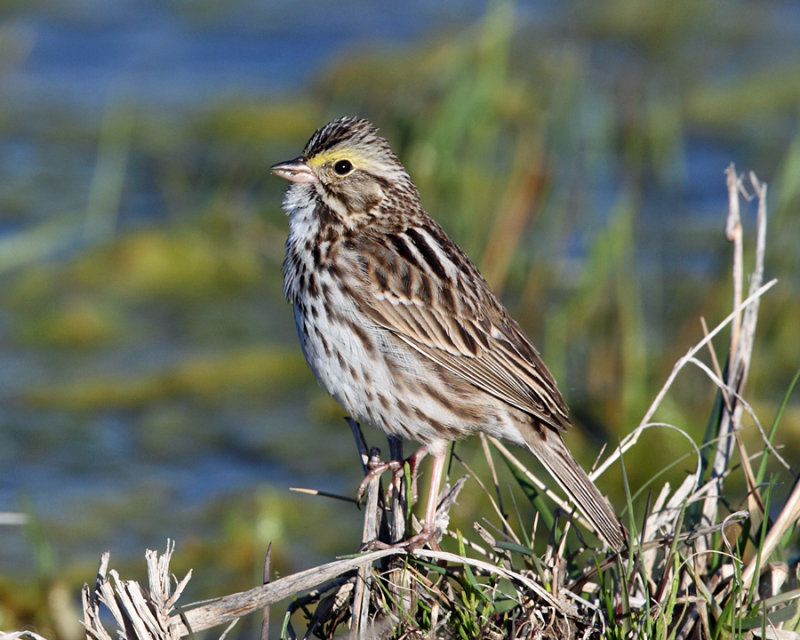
(522, 429), (626, 551)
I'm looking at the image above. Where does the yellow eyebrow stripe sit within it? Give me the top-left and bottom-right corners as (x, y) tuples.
(308, 149), (366, 168)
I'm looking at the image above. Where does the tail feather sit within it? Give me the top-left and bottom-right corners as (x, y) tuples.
(523, 429), (626, 550)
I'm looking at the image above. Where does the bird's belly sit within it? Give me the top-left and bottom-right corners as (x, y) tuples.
(294, 303), (387, 416)
(293, 297), (522, 453)
(293, 301), (415, 434)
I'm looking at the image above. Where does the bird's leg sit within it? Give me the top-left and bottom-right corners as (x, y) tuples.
(360, 448), (446, 552)
(386, 436), (405, 501)
(423, 449), (446, 536)
(400, 449), (446, 551)
(403, 446), (428, 503)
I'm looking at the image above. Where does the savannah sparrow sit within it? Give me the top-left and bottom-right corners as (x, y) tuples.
(271, 116), (625, 551)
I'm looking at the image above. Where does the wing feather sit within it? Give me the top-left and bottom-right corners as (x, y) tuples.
(343, 226), (570, 431)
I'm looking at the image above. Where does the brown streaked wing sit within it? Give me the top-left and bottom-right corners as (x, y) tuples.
(343, 228), (571, 432)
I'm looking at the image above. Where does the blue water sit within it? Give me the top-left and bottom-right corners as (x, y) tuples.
(5, 1), (490, 110)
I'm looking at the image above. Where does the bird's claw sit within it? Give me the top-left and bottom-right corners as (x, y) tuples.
(360, 526), (440, 553)
(355, 459), (403, 506)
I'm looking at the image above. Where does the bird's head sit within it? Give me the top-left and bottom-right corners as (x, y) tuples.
(271, 116), (418, 221)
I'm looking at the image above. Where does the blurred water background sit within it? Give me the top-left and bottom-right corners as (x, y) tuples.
(1, 0), (799, 635)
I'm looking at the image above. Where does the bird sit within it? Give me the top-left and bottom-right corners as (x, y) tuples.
(270, 116), (626, 551)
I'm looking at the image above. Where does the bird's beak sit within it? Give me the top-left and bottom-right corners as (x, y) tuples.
(270, 156), (317, 184)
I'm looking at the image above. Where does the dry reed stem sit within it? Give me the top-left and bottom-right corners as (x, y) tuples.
(741, 478), (800, 590)
(699, 167), (763, 551)
(592, 276), (776, 481)
(1, 633), (50, 640)
(82, 541), (192, 640)
(259, 544), (271, 640)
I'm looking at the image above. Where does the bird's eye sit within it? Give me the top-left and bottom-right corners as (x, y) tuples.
(334, 159), (353, 175)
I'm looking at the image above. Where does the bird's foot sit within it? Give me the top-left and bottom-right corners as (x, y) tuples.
(355, 446), (428, 506)
(360, 526), (441, 553)
(355, 459), (403, 505)
(401, 526), (441, 552)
